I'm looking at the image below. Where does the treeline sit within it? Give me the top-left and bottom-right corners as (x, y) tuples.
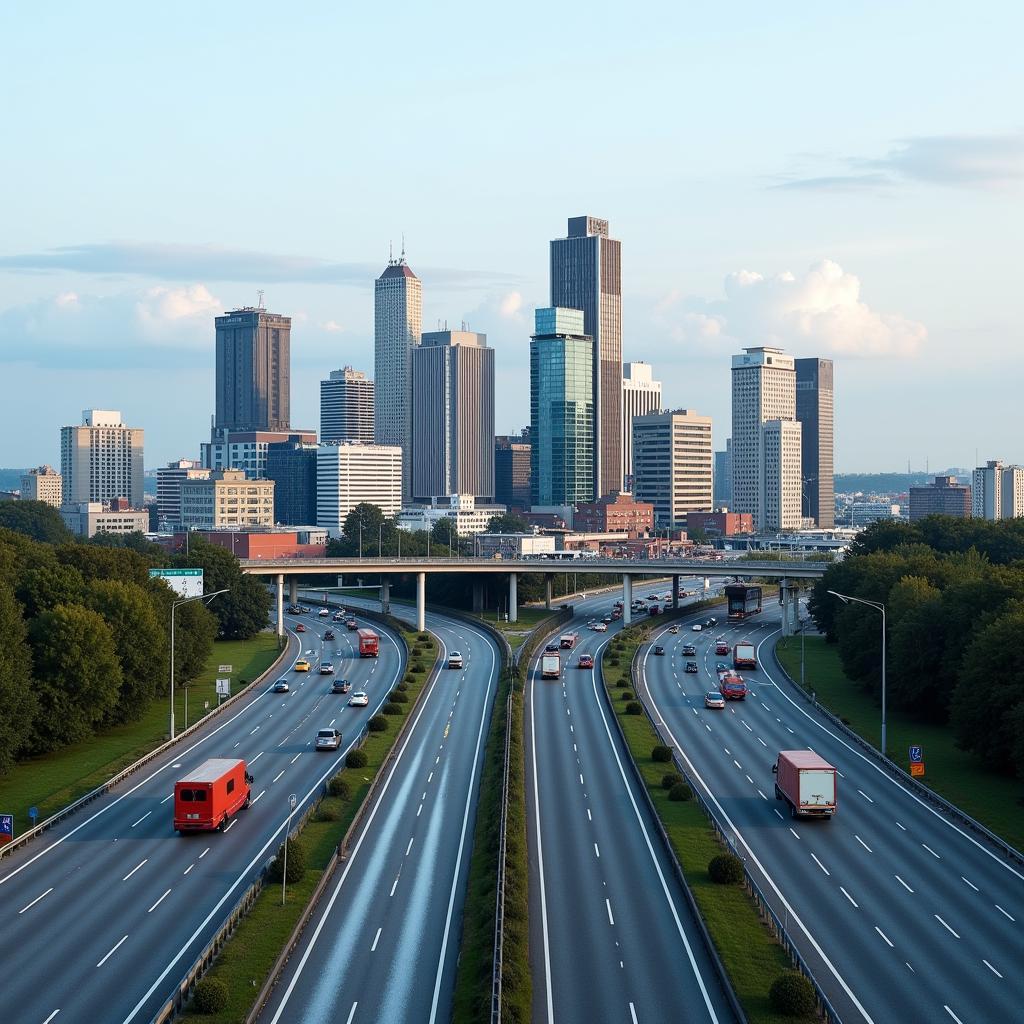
(809, 515), (1024, 772)
(0, 504), (271, 775)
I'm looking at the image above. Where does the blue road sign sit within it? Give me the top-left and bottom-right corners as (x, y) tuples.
(909, 745), (923, 763)
(0, 813), (13, 839)
(28, 806), (39, 823)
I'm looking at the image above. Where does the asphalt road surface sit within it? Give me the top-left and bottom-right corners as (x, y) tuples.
(0, 611), (403, 1024)
(638, 605), (1024, 1024)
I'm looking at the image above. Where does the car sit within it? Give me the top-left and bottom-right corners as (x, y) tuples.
(295, 623), (306, 633)
(682, 644), (696, 656)
(273, 678), (290, 693)
(319, 662), (335, 675)
(294, 659), (311, 672)
(287, 605), (303, 615)
(315, 728), (342, 750)
(704, 691), (726, 709)
(648, 593), (659, 600)
(318, 608), (330, 617)
(333, 611), (345, 621)
(545, 643), (559, 653)
(668, 625), (679, 635)
(653, 645), (665, 656)
(715, 662), (730, 675)
(331, 679), (351, 694)
(602, 615), (613, 624)
(708, 617), (718, 626)
(448, 652), (464, 669)
(346, 619), (358, 630)
(685, 661), (699, 673)
(348, 691), (369, 707)
(691, 624), (702, 632)
(592, 622), (607, 632)
(578, 654), (594, 669)
(715, 641), (730, 656)
(324, 629), (335, 641)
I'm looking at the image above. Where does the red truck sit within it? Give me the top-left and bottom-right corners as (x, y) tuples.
(559, 633), (579, 650)
(718, 673), (747, 700)
(357, 628), (379, 657)
(174, 758), (252, 833)
(773, 750), (837, 819)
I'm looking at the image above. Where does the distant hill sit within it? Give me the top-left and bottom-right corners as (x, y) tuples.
(835, 470), (970, 494)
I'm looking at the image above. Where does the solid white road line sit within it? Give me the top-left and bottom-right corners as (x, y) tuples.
(895, 875), (914, 893)
(371, 927), (382, 951)
(18, 887), (53, 914)
(874, 926), (894, 948)
(96, 934), (129, 967)
(934, 914), (960, 938)
(148, 889), (172, 913)
(122, 859), (147, 881)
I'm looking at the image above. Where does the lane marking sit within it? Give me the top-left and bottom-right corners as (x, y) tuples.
(160, 793), (173, 805)
(854, 835), (873, 853)
(371, 927), (382, 952)
(183, 864), (194, 876)
(895, 875), (914, 893)
(290, 753), (302, 764)
(587, 808), (592, 821)
(983, 959), (1003, 978)
(857, 789), (873, 803)
(18, 887), (53, 914)
(995, 904), (1015, 921)
(934, 914), (960, 938)
(389, 877), (399, 897)
(810, 853), (830, 876)
(406, 837), (414, 856)
(840, 886), (858, 908)
(789, 828), (800, 840)
(96, 934), (129, 967)
(148, 889), (172, 913)
(629, 1002), (639, 1024)
(346, 1004), (358, 1024)
(273, 770), (285, 783)
(606, 898), (615, 925)
(874, 926), (894, 948)
(961, 876), (978, 892)
(944, 1006), (964, 1023)
(250, 751), (264, 764)
(896, 821), (906, 831)
(594, 843), (601, 859)
(922, 843), (940, 859)
(122, 859), (147, 881)
(131, 811), (151, 828)
(42, 1012), (60, 1024)
(224, 819), (237, 833)
(251, 789), (266, 805)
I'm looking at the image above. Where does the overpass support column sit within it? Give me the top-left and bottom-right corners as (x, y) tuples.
(288, 578), (297, 606)
(416, 573), (426, 632)
(623, 574), (632, 626)
(380, 578), (390, 616)
(509, 573), (518, 623)
(780, 578), (791, 637)
(791, 586), (800, 633)
(672, 574), (680, 610)
(544, 573), (553, 610)
(276, 574), (284, 637)
(472, 581), (485, 613)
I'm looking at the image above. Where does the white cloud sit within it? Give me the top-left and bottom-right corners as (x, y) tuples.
(657, 259), (926, 358)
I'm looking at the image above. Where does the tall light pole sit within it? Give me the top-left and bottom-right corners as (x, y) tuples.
(378, 521), (383, 557)
(169, 588), (229, 740)
(828, 590), (887, 757)
(282, 792), (297, 905)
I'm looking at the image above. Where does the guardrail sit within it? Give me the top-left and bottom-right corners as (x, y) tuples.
(771, 638), (1024, 868)
(490, 686), (513, 1024)
(0, 631), (295, 864)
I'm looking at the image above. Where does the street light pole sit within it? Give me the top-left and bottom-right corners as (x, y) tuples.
(169, 588), (229, 740)
(828, 590), (887, 757)
(379, 522), (383, 557)
(282, 792), (297, 905)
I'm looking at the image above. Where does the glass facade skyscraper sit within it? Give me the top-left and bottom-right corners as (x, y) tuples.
(530, 308), (594, 506)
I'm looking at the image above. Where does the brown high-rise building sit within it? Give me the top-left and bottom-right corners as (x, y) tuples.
(909, 476), (972, 521)
(550, 216), (622, 499)
(215, 307), (291, 431)
(494, 432), (531, 510)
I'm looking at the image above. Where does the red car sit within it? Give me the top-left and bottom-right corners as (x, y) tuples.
(715, 640), (730, 656)
(295, 623), (306, 633)
(718, 673), (747, 700)
(578, 654), (594, 669)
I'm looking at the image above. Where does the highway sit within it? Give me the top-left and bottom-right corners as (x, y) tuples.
(525, 587), (738, 1024)
(257, 597), (501, 1024)
(638, 604), (1024, 1024)
(0, 611), (405, 1024)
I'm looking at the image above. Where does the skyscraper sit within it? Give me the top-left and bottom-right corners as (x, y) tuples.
(317, 443), (403, 532)
(795, 357), (835, 528)
(621, 361), (661, 489)
(215, 307), (291, 431)
(550, 216), (622, 498)
(731, 347), (799, 531)
(973, 460), (1024, 519)
(265, 441), (318, 524)
(494, 432), (532, 510)
(411, 329), (495, 501)
(530, 308), (595, 507)
(760, 419), (804, 531)
(713, 441), (732, 507)
(320, 367), (374, 443)
(60, 409), (144, 508)
(374, 250), (422, 498)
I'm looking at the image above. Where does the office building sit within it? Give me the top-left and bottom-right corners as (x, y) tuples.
(850, 502), (902, 527)
(476, 533), (555, 558)
(374, 250), (422, 498)
(908, 475), (972, 521)
(316, 442), (403, 534)
(575, 492), (654, 536)
(713, 442), (732, 507)
(632, 409), (713, 529)
(731, 347), (798, 531)
(61, 501), (150, 538)
(1003, 466), (1024, 519)
(215, 307), (291, 432)
(397, 494), (506, 537)
(265, 441), (318, 525)
(60, 409), (145, 508)
(622, 362), (662, 489)
(411, 329), (495, 502)
(972, 460), (1024, 520)
(180, 470), (275, 529)
(494, 433), (531, 509)
(320, 367), (374, 443)
(760, 419), (804, 531)
(550, 216), (622, 497)
(530, 307), (595, 507)
(686, 510), (754, 538)
(795, 358), (835, 528)
(20, 465), (62, 508)
(156, 459), (210, 528)
(201, 428), (317, 479)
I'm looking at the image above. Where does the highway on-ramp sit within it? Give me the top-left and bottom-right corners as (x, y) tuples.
(0, 611), (404, 1024)
(638, 606), (1024, 1024)
(526, 589), (738, 1024)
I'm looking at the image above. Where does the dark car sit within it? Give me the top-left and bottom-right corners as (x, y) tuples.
(545, 642), (559, 653)
(708, 617), (718, 626)
(682, 644), (696, 656)
(324, 629), (336, 641)
(685, 661), (698, 673)
(287, 605), (303, 615)
(331, 679), (352, 694)
(653, 645), (665, 656)
(273, 679), (290, 693)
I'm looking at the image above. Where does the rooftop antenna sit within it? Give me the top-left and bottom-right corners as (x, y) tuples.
(400, 232), (406, 264)
(257, 289), (265, 309)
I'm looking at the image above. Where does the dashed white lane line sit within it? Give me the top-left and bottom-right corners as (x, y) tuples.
(995, 904), (1015, 921)
(895, 875), (914, 893)
(273, 770), (285, 783)
(854, 835), (873, 853)
(290, 753), (302, 764)
(148, 889), (172, 913)
(250, 751), (264, 764)
(428, 771), (433, 783)
(131, 811), (151, 828)
(704, 724), (711, 732)
(183, 864), (195, 875)
(389, 876), (399, 897)
(934, 914), (960, 939)
(874, 926), (894, 947)
(856, 789), (874, 803)
(983, 959), (1003, 978)
(760, 702), (770, 711)
(587, 808), (592, 821)
(252, 788), (266, 805)
(922, 843), (941, 859)
(789, 828), (800, 840)
(96, 934), (129, 967)
(961, 875), (979, 892)
(579, 773), (584, 785)
(249, 726), (260, 735)
(345, 1003), (358, 1024)
(840, 886), (858, 908)
(417, 804), (423, 816)
(774, 809), (784, 820)
(594, 843), (601, 859)
(629, 1002), (639, 1024)
(944, 1005), (964, 1023)
(406, 837), (414, 856)
(122, 859), (147, 881)
(606, 898), (615, 925)
(160, 793), (174, 804)
(732, 760), (742, 770)
(42, 1010), (60, 1023)
(896, 820), (907, 831)
(810, 853), (830, 876)
(18, 887), (53, 914)
(757, 788), (767, 800)
(225, 819), (238, 833)
(371, 927), (382, 951)
(757, 737), (767, 747)
(199, 847), (210, 859)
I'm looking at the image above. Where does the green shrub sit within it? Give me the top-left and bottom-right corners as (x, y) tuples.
(418, 632), (430, 642)
(382, 702), (402, 715)
(389, 689), (408, 703)
(346, 748), (368, 769)
(397, 680), (409, 692)
(317, 803), (342, 822)
(661, 772), (680, 790)
(412, 661), (425, 674)
(769, 972), (818, 1017)
(191, 977), (229, 1014)
(616, 677), (629, 687)
(708, 853), (744, 884)
(619, 691), (634, 701)
(626, 701), (642, 715)
(368, 715), (388, 732)
(328, 775), (350, 799)
(651, 745), (672, 762)
(669, 782), (693, 801)
(267, 838), (305, 884)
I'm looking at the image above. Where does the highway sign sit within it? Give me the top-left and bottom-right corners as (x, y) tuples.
(218, 664), (233, 673)
(149, 568), (204, 598)
(910, 762), (926, 778)
(0, 813), (13, 845)
(28, 806), (38, 825)
(909, 745), (923, 763)
(216, 678), (231, 697)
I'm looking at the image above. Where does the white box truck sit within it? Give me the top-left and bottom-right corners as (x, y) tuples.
(541, 653), (561, 679)
(773, 750), (837, 819)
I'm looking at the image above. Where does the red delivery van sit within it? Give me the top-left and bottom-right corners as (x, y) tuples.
(357, 628), (379, 657)
(174, 758), (252, 833)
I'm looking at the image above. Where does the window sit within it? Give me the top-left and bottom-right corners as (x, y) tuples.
(227, 777), (235, 794)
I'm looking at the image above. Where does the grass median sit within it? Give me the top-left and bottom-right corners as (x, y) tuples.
(0, 634), (281, 831)
(178, 627), (433, 1024)
(777, 634), (1024, 850)
(603, 627), (816, 1024)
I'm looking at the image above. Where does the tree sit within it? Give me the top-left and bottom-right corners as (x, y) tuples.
(56, 542), (156, 587)
(886, 576), (944, 714)
(16, 563), (85, 619)
(342, 503), (386, 551)
(0, 501), (70, 544)
(28, 604), (123, 750)
(0, 583), (37, 774)
(91, 530), (164, 556)
(486, 511), (530, 534)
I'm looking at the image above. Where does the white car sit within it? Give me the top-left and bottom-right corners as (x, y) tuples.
(348, 691), (369, 707)
(318, 608), (330, 617)
(315, 728), (342, 750)
(592, 622), (608, 632)
(448, 652), (464, 669)
(691, 624), (703, 632)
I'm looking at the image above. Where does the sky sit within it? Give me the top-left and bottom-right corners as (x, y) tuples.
(2, 1), (1022, 473)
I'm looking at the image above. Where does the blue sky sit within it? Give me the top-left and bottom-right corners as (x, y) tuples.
(2, 1), (1022, 472)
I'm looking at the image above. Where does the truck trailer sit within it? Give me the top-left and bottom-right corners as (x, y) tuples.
(726, 584), (762, 621)
(541, 653), (561, 679)
(174, 758), (252, 833)
(733, 642), (757, 669)
(773, 750), (837, 819)
(357, 628), (379, 657)
(559, 633), (578, 650)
